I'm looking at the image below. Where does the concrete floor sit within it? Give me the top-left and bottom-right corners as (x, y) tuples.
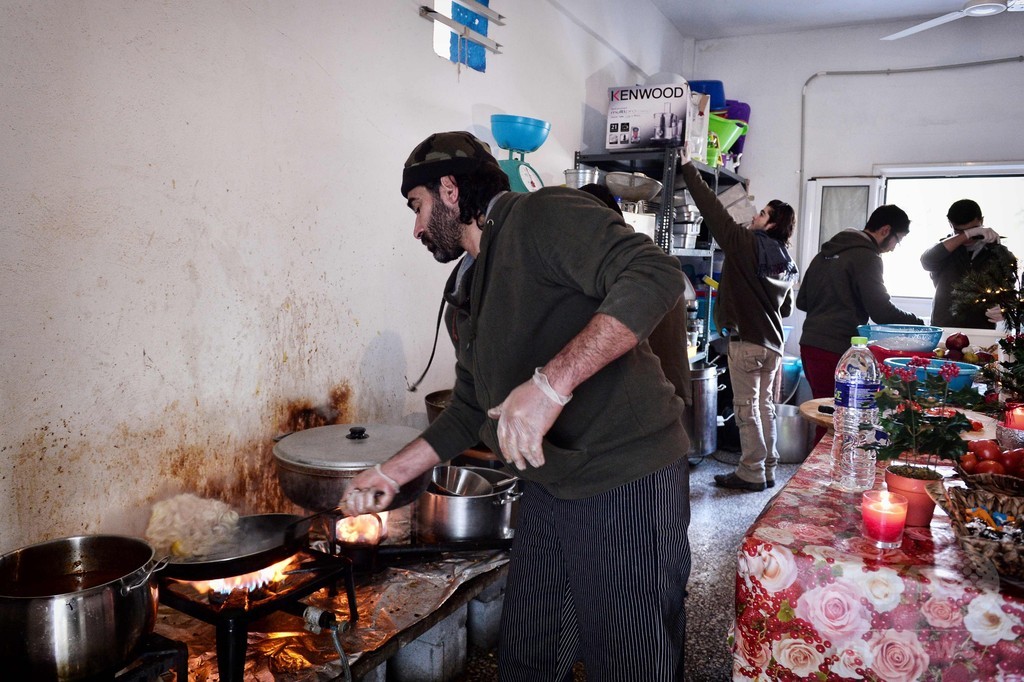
(454, 450), (801, 681)
(682, 451), (798, 681)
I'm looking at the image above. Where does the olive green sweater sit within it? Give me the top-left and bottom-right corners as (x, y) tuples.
(420, 187), (688, 499)
(680, 163), (796, 356)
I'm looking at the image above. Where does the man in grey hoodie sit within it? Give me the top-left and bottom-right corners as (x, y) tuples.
(796, 205), (923, 406)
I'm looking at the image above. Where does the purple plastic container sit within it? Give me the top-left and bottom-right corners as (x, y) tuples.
(724, 99), (750, 154)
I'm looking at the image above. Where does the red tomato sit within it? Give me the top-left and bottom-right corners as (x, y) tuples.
(975, 460), (1007, 475)
(999, 449), (1024, 472)
(959, 452), (979, 474)
(970, 440), (1002, 461)
(967, 439), (990, 454)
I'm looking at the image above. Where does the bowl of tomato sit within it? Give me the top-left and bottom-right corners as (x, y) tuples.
(957, 439), (1024, 496)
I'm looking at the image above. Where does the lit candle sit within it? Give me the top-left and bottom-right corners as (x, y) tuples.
(861, 490), (909, 549)
(1005, 403), (1024, 430)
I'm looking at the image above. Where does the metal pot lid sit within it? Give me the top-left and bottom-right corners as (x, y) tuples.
(272, 423), (421, 471)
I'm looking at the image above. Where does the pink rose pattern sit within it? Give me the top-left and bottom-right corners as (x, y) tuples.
(732, 436), (1024, 680)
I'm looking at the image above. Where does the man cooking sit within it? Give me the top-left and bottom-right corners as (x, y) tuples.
(340, 131), (692, 680)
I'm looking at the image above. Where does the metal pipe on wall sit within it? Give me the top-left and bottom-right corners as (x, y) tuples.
(797, 54), (1024, 246)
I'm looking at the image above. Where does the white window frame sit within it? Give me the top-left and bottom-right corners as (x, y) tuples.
(799, 176), (885, 271)
(802, 162), (1024, 322)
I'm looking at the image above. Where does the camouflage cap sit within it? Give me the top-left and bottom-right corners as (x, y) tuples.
(401, 131), (500, 197)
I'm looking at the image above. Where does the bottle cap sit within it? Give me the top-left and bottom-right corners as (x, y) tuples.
(851, 336), (868, 345)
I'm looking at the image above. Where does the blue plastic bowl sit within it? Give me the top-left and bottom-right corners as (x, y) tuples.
(857, 324), (943, 352)
(491, 114), (551, 153)
(882, 357), (979, 391)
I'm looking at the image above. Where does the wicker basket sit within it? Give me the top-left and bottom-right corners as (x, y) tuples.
(947, 487), (1024, 585)
(955, 466), (1024, 497)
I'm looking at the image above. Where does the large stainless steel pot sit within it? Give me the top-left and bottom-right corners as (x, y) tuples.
(273, 423), (430, 511)
(416, 466), (521, 543)
(0, 535), (162, 681)
(686, 362), (725, 458)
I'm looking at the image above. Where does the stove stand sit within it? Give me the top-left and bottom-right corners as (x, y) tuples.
(158, 548), (357, 682)
(80, 632), (189, 682)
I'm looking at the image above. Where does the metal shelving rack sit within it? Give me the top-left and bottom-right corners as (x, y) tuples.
(574, 148), (747, 363)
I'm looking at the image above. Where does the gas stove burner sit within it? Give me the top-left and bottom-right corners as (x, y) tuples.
(158, 548), (356, 682)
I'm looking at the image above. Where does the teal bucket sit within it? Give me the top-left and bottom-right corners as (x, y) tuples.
(780, 356), (802, 403)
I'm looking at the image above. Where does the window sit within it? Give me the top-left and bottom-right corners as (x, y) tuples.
(881, 174), (1024, 299)
(430, 0), (495, 73)
(803, 163), (1024, 323)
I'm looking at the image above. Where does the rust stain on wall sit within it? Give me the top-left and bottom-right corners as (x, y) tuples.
(148, 438), (294, 515)
(7, 382), (359, 549)
(276, 382), (354, 434)
(155, 382), (356, 513)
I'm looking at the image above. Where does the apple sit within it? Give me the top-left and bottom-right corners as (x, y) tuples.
(945, 333), (970, 351)
(976, 351), (996, 364)
(946, 349), (965, 361)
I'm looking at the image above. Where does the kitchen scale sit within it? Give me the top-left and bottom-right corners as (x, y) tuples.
(491, 114), (551, 193)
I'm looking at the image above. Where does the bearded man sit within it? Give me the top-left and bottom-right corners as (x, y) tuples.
(342, 131), (691, 681)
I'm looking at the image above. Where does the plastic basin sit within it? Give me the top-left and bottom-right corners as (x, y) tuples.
(491, 114), (551, 153)
(707, 114), (748, 155)
(882, 357), (979, 391)
(688, 80), (726, 110)
(867, 346), (934, 364)
(857, 324), (943, 352)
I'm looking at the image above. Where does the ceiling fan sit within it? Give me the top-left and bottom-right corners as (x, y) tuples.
(881, 0), (1024, 40)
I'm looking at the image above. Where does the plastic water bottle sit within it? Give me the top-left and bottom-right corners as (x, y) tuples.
(831, 336), (881, 492)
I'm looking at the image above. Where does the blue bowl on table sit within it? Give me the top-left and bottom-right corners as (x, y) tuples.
(882, 357), (979, 391)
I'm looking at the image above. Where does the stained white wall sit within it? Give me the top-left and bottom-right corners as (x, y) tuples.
(0, 0), (694, 553)
(691, 15), (1024, 352)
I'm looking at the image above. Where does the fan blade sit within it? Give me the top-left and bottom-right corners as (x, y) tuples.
(881, 10), (966, 40)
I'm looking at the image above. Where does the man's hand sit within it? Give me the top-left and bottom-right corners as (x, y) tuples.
(337, 438), (441, 516)
(964, 226), (1000, 244)
(487, 378), (564, 470)
(339, 467), (397, 516)
(680, 140), (693, 165)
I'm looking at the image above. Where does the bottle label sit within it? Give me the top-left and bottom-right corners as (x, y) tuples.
(834, 381), (880, 409)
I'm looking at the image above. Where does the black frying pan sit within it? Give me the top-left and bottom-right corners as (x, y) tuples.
(159, 513), (313, 581)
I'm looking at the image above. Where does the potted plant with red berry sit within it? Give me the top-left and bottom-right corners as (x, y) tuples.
(871, 357), (974, 525)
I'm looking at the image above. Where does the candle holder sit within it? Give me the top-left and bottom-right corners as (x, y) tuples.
(1005, 402), (1024, 428)
(861, 490), (909, 549)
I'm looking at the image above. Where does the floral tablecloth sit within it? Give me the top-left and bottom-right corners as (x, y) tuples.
(730, 435), (1024, 681)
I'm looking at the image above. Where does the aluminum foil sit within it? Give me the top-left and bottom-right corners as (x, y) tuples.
(154, 550), (508, 681)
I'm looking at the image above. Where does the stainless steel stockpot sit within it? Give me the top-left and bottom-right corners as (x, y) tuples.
(273, 423), (430, 511)
(0, 534), (161, 681)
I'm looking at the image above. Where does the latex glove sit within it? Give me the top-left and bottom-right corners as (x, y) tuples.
(487, 377), (565, 471)
(986, 305), (1005, 324)
(339, 467), (397, 516)
(963, 226), (1000, 244)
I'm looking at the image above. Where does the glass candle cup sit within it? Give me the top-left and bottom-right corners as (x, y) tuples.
(861, 490), (909, 549)
(1005, 402), (1024, 430)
